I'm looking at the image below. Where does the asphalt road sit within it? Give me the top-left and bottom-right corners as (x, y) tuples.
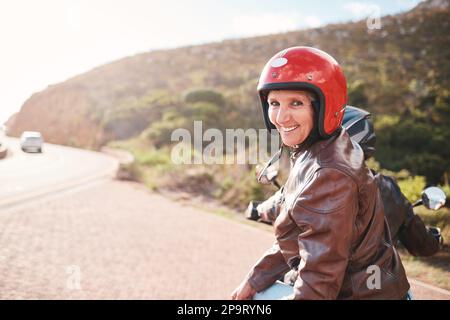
(0, 135), (118, 209)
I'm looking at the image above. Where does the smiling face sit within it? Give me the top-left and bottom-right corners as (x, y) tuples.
(267, 90), (315, 147)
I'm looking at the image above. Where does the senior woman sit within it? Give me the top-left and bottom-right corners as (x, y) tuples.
(231, 47), (410, 300)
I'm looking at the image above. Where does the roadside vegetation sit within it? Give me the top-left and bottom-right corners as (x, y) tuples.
(108, 85), (450, 291)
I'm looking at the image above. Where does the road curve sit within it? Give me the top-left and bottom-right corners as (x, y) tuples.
(0, 135), (118, 209)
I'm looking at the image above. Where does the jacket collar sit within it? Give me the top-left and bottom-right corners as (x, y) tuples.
(289, 127), (344, 165)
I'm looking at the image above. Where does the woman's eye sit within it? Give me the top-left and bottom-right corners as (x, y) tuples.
(292, 100), (304, 106)
(269, 101), (279, 107)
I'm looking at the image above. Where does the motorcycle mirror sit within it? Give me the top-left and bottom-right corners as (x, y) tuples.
(422, 187), (446, 211)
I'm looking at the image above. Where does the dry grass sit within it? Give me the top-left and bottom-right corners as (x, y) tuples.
(400, 247), (450, 290)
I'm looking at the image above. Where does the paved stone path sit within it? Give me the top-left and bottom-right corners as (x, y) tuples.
(0, 179), (273, 299)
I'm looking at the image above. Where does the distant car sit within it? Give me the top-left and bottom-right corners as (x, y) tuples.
(20, 131), (44, 153)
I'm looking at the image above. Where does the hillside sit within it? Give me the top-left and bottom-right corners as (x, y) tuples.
(5, 0), (450, 150)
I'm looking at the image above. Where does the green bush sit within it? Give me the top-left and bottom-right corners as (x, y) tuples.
(184, 89), (225, 106)
(102, 90), (179, 140)
(134, 148), (172, 167)
(216, 165), (271, 210)
(375, 114), (450, 185)
(141, 110), (188, 148)
(348, 80), (368, 107)
(397, 175), (426, 203)
(438, 184), (450, 206)
(366, 158), (428, 204)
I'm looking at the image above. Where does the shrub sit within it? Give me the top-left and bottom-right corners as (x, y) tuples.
(397, 175), (426, 203)
(184, 89), (225, 106)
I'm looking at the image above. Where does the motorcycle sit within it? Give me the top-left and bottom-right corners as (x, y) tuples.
(246, 175), (446, 246)
(244, 106), (447, 299)
(246, 106), (446, 250)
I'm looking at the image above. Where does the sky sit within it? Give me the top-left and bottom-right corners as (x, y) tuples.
(0, 0), (423, 124)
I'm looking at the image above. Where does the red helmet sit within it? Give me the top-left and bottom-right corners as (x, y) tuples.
(257, 46), (347, 138)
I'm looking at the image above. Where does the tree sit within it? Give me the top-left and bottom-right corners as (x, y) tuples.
(184, 89), (225, 106)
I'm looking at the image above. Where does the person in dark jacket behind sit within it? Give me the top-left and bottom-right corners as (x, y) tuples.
(375, 174), (440, 257)
(253, 110), (441, 258)
(255, 172), (441, 258)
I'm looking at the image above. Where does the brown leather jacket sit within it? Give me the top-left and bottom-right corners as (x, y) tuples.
(246, 128), (410, 299)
